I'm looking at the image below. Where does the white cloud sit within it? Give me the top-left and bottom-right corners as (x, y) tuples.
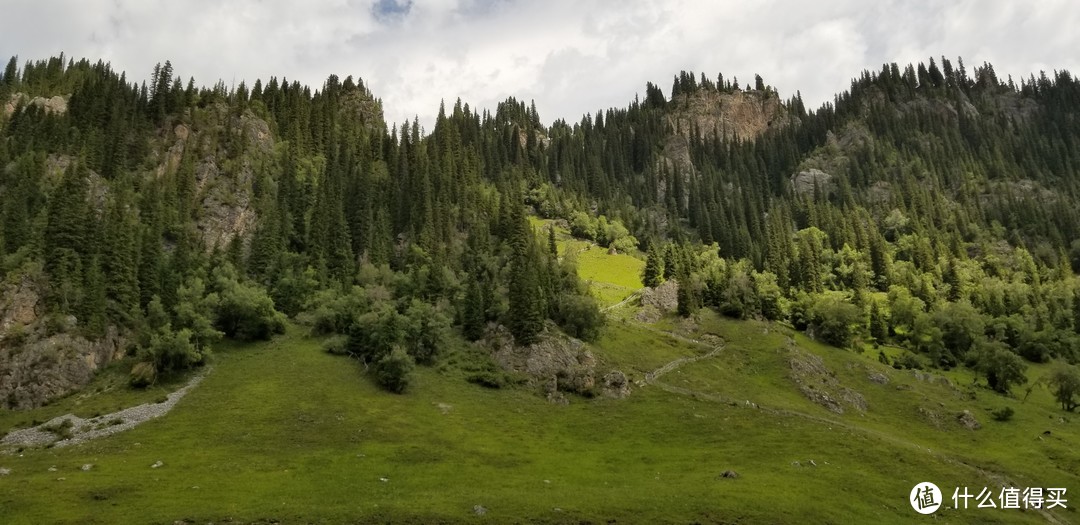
(2, 0), (1078, 129)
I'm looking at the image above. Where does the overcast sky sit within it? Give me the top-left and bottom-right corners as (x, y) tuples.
(3, 0), (1078, 130)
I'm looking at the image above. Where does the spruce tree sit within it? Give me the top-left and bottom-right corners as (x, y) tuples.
(643, 245), (664, 288)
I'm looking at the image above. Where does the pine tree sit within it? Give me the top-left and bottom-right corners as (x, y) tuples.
(870, 300), (888, 343)
(44, 163), (91, 312)
(642, 244), (664, 288)
(463, 278), (486, 341)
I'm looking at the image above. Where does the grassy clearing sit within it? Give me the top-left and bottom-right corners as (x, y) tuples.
(531, 217), (644, 306)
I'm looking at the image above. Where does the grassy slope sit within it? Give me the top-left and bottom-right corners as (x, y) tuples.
(1, 241), (1077, 524)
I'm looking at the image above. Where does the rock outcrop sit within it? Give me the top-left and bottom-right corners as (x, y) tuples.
(3, 93), (68, 117)
(487, 324), (626, 400)
(0, 275), (127, 409)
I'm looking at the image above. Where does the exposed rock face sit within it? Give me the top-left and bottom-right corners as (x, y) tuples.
(640, 280), (679, 313)
(790, 168), (834, 196)
(196, 157), (258, 252)
(668, 89), (789, 143)
(148, 107), (271, 254)
(1, 327), (126, 409)
(3, 93), (68, 117)
(656, 89), (789, 205)
(0, 276), (127, 409)
(0, 276), (40, 336)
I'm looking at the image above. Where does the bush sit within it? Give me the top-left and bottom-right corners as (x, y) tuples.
(973, 341), (1027, 394)
(553, 293), (605, 342)
(373, 345), (415, 394)
(991, 406), (1015, 422)
(1047, 366), (1080, 411)
(892, 352), (924, 371)
(403, 300), (450, 365)
(321, 335), (349, 356)
(43, 418), (74, 440)
(129, 361), (157, 388)
(215, 273), (287, 341)
(466, 371), (505, 389)
(810, 295), (863, 348)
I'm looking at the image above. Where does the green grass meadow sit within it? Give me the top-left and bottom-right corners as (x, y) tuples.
(1, 244), (1077, 524)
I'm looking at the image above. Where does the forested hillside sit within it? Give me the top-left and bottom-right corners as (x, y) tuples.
(1, 54), (1079, 412)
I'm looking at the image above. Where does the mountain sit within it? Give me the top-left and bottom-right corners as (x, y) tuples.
(1, 54), (1079, 415)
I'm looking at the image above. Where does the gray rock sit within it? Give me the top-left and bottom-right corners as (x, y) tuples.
(151, 460), (164, 469)
(957, 410), (982, 431)
(473, 505), (488, 516)
(0, 467), (10, 476)
(80, 464), (93, 471)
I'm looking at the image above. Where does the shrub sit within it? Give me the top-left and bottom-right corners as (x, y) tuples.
(810, 295), (862, 348)
(373, 345), (415, 394)
(214, 275), (287, 341)
(892, 352), (924, 371)
(466, 371), (505, 389)
(129, 361), (157, 388)
(991, 406), (1015, 422)
(553, 293), (605, 342)
(973, 341), (1027, 394)
(321, 335), (349, 356)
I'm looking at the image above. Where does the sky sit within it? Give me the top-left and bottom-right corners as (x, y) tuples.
(3, 0), (1078, 131)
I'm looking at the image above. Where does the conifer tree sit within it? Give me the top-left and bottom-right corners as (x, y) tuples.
(643, 244), (664, 288)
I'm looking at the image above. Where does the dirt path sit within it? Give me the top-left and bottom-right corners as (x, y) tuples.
(602, 290), (642, 312)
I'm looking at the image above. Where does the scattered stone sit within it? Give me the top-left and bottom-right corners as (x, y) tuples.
(553, 507), (563, 512)
(601, 370), (631, 399)
(808, 460), (818, 467)
(0, 467), (10, 476)
(151, 460), (164, 469)
(957, 410), (982, 431)
(543, 479), (551, 484)
(867, 372), (889, 385)
(435, 402), (453, 415)
(48, 466), (57, 472)
(379, 477), (389, 482)
(716, 470), (740, 479)
(1, 371), (207, 450)
(56, 477), (65, 481)
(80, 464), (93, 471)
(789, 350), (867, 414)
(473, 505), (487, 516)
(546, 391), (569, 405)
(634, 305), (662, 324)
(791, 461), (801, 467)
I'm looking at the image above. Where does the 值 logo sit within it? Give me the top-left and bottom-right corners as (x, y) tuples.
(911, 482), (942, 514)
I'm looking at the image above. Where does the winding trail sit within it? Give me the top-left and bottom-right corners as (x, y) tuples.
(1, 369), (208, 449)
(602, 290), (642, 312)
(634, 327), (1068, 525)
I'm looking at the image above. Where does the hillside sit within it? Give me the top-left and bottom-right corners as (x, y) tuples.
(1, 55), (1080, 522)
(0, 242), (1075, 523)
